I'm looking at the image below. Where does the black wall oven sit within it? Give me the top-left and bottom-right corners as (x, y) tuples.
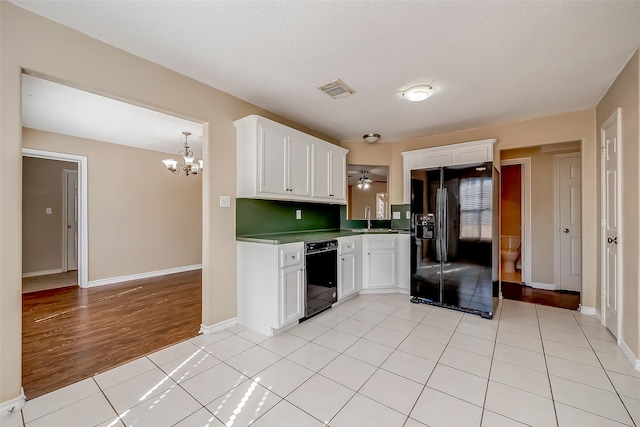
(304, 239), (338, 318)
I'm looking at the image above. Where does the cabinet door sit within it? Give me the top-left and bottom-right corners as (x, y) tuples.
(365, 250), (397, 289)
(312, 144), (331, 199)
(329, 149), (347, 200)
(339, 252), (356, 300)
(288, 136), (311, 197)
(280, 265), (304, 326)
(259, 125), (288, 195)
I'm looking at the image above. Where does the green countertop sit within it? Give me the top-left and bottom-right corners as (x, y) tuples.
(237, 228), (409, 244)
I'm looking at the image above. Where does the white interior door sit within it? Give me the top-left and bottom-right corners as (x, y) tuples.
(557, 155), (581, 292)
(65, 170), (79, 271)
(601, 110), (621, 338)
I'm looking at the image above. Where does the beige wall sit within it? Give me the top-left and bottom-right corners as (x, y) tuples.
(22, 157), (77, 275)
(596, 50), (640, 357)
(500, 164), (521, 237)
(0, 2), (338, 403)
(345, 109), (598, 310)
(349, 182), (388, 219)
(23, 129), (203, 281)
(502, 146), (580, 285)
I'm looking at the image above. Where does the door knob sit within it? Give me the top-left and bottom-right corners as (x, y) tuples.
(563, 228), (569, 233)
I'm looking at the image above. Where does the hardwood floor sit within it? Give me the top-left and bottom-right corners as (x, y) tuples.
(501, 281), (580, 310)
(22, 270), (201, 400)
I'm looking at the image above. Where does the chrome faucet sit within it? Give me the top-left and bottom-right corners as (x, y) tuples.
(364, 206), (371, 230)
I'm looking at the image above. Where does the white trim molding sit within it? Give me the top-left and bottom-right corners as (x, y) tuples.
(87, 264), (202, 288)
(531, 281), (556, 291)
(22, 268), (64, 278)
(500, 157), (532, 287)
(619, 338), (640, 371)
(199, 317), (238, 335)
(579, 306), (597, 316)
(22, 148), (89, 288)
(0, 388), (25, 416)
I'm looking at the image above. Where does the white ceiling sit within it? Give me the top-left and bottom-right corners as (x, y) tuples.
(12, 1), (640, 145)
(22, 74), (204, 157)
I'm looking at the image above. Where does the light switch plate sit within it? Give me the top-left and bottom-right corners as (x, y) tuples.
(392, 212), (401, 219)
(46, 208), (52, 215)
(406, 211), (411, 219)
(219, 196), (231, 208)
(296, 210), (302, 220)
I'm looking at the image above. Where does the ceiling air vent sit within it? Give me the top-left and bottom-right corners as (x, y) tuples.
(318, 79), (355, 99)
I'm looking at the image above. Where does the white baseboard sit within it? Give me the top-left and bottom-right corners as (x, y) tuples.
(200, 317), (238, 335)
(619, 338), (640, 371)
(0, 388), (25, 416)
(22, 269), (63, 278)
(579, 306), (597, 316)
(531, 281), (556, 291)
(359, 288), (403, 294)
(86, 264), (202, 288)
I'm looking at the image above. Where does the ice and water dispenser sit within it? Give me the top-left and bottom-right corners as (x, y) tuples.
(415, 213), (435, 239)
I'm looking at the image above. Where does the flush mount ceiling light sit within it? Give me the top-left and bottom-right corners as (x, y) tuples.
(357, 171), (373, 189)
(402, 85), (434, 102)
(161, 131), (203, 176)
(363, 133), (381, 144)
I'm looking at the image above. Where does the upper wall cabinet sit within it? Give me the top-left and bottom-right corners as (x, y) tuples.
(401, 138), (496, 203)
(235, 115), (348, 204)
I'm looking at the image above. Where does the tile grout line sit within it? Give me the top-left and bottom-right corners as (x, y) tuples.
(537, 303), (561, 427)
(572, 311), (639, 426)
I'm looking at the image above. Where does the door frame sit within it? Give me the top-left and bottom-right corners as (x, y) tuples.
(500, 158), (532, 287)
(554, 152), (581, 292)
(22, 148), (88, 287)
(62, 169), (78, 272)
(600, 108), (622, 336)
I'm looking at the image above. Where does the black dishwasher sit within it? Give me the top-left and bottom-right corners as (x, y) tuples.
(304, 239), (338, 318)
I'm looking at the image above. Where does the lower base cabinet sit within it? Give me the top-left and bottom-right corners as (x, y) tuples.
(237, 242), (304, 336)
(363, 235), (398, 291)
(337, 236), (361, 300)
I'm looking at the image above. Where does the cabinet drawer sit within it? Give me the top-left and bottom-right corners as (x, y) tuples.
(339, 240), (356, 255)
(280, 247), (302, 267)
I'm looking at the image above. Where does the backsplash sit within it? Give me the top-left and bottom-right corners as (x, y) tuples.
(237, 198), (340, 236)
(391, 204), (411, 230)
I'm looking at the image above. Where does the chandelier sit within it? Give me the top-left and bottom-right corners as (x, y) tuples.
(161, 131), (203, 176)
(357, 171), (372, 189)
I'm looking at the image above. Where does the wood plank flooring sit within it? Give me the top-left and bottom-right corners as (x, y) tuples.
(501, 281), (580, 310)
(22, 270), (201, 400)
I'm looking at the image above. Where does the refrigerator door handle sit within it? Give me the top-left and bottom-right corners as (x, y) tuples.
(442, 188), (448, 262)
(435, 188), (442, 261)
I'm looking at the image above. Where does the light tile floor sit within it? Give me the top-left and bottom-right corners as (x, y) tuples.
(22, 271), (78, 293)
(3, 295), (640, 427)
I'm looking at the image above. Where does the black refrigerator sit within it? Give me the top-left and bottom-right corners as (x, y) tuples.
(410, 161), (498, 318)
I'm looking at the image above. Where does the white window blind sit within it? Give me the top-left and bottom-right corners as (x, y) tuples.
(459, 178), (492, 240)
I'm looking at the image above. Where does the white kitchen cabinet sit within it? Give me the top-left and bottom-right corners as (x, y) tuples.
(402, 138), (496, 204)
(237, 241), (304, 336)
(362, 235), (398, 292)
(312, 144), (347, 202)
(235, 115), (347, 203)
(337, 236), (361, 300)
(280, 264), (304, 325)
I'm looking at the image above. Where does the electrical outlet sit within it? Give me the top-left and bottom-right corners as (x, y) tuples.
(406, 211), (411, 219)
(296, 210), (302, 220)
(393, 212), (401, 219)
(46, 208), (52, 215)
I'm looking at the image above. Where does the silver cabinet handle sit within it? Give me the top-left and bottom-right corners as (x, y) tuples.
(563, 228), (569, 233)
